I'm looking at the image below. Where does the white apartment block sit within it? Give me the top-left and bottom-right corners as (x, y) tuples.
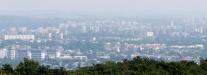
(4, 35), (35, 40)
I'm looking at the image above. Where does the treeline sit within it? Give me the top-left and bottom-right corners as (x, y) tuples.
(1, 57), (207, 75)
(0, 58), (67, 75)
(71, 57), (207, 75)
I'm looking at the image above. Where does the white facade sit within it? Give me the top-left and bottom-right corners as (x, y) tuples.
(4, 35), (35, 40)
(146, 32), (154, 37)
(60, 33), (64, 39)
(0, 49), (7, 59)
(46, 50), (62, 59)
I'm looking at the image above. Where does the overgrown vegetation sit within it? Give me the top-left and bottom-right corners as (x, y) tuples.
(1, 57), (207, 75)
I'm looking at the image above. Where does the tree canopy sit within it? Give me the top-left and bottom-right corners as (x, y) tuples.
(1, 57), (207, 75)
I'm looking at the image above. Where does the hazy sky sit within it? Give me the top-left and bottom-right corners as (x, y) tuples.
(0, 0), (206, 16)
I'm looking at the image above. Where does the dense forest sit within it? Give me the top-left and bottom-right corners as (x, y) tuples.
(1, 57), (207, 75)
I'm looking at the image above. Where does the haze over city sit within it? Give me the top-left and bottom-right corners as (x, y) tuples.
(0, 0), (207, 75)
(0, 0), (207, 17)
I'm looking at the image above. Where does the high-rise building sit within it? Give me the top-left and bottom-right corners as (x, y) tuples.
(7, 47), (16, 60)
(15, 49), (31, 60)
(31, 50), (45, 60)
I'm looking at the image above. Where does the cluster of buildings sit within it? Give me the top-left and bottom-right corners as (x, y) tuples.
(0, 16), (207, 69)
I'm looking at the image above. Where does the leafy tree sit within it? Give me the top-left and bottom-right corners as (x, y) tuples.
(15, 58), (39, 75)
(1, 64), (14, 75)
(49, 67), (67, 75)
(37, 65), (50, 75)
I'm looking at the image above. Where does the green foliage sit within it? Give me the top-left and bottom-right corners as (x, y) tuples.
(37, 65), (50, 75)
(0, 58), (67, 75)
(15, 58), (39, 75)
(1, 64), (14, 75)
(49, 67), (67, 75)
(70, 57), (207, 75)
(1, 57), (207, 75)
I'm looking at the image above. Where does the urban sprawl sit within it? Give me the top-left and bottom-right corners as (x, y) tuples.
(0, 16), (206, 69)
